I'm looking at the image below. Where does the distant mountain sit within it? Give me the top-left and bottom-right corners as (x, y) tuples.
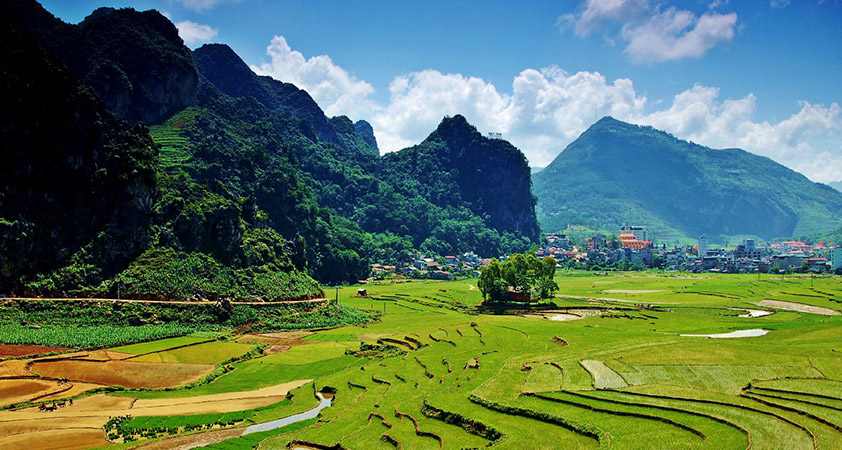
(2, 1), (198, 124)
(829, 181), (842, 193)
(533, 117), (842, 241)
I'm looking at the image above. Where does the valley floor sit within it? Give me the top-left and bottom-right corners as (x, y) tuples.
(1, 272), (841, 450)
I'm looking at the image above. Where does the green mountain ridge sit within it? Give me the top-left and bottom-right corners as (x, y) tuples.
(533, 116), (842, 242)
(1, 2), (198, 125)
(0, 1), (540, 297)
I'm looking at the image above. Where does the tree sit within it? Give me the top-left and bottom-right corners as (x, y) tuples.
(536, 256), (559, 298)
(501, 253), (532, 294)
(481, 253), (558, 302)
(478, 258), (506, 301)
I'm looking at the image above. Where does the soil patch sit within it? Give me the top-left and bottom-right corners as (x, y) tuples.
(37, 382), (103, 402)
(0, 379), (58, 406)
(755, 300), (840, 316)
(0, 344), (72, 358)
(0, 380), (311, 450)
(0, 359), (33, 377)
(131, 427), (244, 450)
(28, 359), (215, 389)
(0, 428), (108, 450)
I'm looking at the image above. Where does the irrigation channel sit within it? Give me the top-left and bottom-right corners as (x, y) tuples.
(242, 392), (332, 435)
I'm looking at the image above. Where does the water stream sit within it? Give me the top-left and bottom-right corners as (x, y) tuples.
(242, 392), (331, 435)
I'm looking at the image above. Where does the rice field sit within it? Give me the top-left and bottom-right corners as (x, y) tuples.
(0, 272), (840, 449)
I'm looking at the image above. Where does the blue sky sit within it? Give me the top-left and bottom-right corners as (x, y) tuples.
(41, 0), (842, 182)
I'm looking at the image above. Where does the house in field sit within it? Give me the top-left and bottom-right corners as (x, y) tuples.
(429, 271), (453, 280)
(806, 257), (828, 272)
(504, 287), (532, 302)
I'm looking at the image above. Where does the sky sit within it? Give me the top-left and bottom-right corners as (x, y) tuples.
(41, 0), (842, 183)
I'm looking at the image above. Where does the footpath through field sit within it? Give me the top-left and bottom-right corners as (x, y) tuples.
(3, 297), (329, 305)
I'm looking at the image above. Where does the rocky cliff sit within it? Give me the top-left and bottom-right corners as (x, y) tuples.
(2, 1), (198, 124)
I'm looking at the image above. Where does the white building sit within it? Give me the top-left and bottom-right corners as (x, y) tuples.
(830, 247), (842, 271)
(619, 225), (648, 241)
(699, 234), (709, 256)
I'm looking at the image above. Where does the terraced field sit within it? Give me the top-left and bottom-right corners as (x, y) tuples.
(0, 273), (840, 449)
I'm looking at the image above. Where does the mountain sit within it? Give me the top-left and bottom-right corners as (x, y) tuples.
(0, 22), (157, 291)
(2, 1), (198, 125)
(382, 115), (540, 245)
(0, 3), (320, 299)
(193, 43), (348, 147)
(829, 181), (842, 193)
(192, 43), (537, 258)
(0, 2), (542, 296)
(353, 120), (379, 151)
(533, 116), (842, 242)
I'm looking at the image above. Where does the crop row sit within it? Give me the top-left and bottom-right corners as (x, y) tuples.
(524, 392), (705, 438)
(0, 323), (197, 349)
(467, 394), (607, 448)
(420, 400), (503, 442)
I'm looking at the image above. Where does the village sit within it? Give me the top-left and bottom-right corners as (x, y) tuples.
(368, 225), (842, 281)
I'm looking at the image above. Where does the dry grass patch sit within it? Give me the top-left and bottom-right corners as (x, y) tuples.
(0, 379), (60, 406)
(28, 359), (215, 389)
(0, 428), (108, 450)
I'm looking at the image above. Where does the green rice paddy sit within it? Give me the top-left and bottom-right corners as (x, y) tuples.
(105, 272), (842, 449)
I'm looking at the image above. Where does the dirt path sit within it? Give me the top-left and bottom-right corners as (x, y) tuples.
(5, 297), (328, 305)
(556, 294), (670, 304)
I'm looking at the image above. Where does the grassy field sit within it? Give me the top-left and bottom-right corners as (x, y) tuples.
(1, 272), (840, 450)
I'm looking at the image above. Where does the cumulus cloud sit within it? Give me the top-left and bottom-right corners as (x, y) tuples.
(559, 0), (650, 36)
(622, 9), (737, 63)
(251, 36), (842, 183)
(251, 36), (379, 118)
(174, 20), (218, 46)
(560, 1), (738, 64)
(174, 0), (237, 12)
(770, 0), (792, 8)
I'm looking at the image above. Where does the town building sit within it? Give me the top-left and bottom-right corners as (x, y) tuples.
(698, 234), (709, 257)
(619, 225), (648, 241)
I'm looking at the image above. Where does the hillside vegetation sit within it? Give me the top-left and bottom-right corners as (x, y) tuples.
(0, 1), (541, 298)
(534, 117), (842, 242)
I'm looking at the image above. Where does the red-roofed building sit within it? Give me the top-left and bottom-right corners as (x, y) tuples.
(619, 233), (652, 250)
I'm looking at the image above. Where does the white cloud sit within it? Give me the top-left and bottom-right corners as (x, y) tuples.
(174, 20), (218, 46)
(251, 36), (379, 119)
(560, 1), (738, 64)
(770, 0), (792, 8)
(622, 9), (737, 63)
(174, 0), (237, 12)
(560, 0), (650, 36)
(250, 35), (842, 183)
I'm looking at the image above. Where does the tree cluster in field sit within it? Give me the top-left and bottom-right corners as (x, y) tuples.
(477, 252), (558, 302)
